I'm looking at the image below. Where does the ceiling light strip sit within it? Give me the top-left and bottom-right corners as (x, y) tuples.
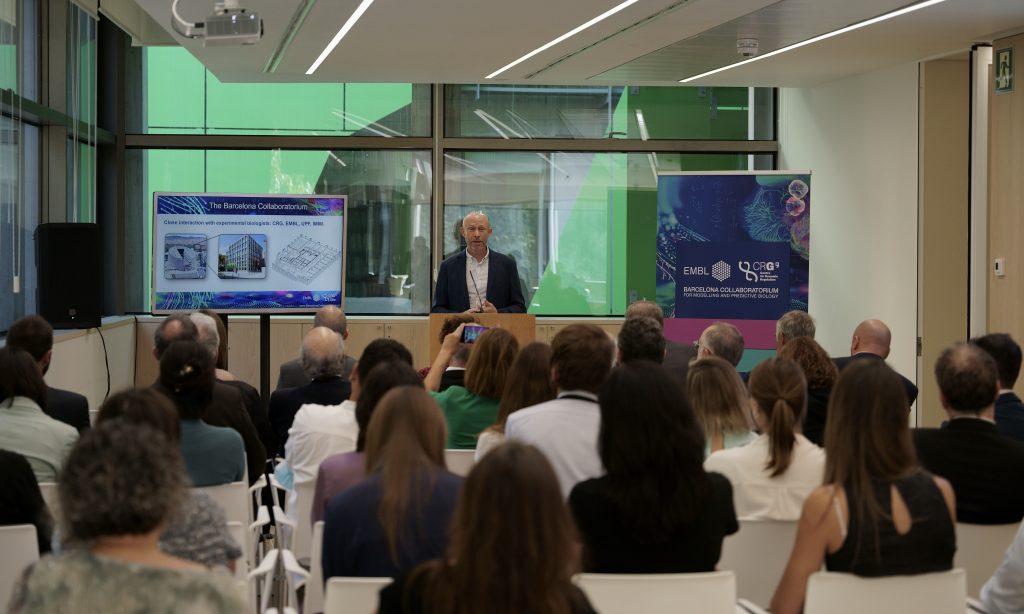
(679, 0), (948, 83)
(306, 0), (376, 75)
(486, 0), (639, 79)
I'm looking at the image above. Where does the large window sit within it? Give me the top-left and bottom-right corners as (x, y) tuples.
(124, 45), (776, 316)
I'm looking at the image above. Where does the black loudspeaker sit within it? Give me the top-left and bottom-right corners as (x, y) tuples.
(36, 223), (103, 329)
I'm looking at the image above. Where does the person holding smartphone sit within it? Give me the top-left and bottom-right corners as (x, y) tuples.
(430, 211), (526, 314)
(425, 323), (519, 449)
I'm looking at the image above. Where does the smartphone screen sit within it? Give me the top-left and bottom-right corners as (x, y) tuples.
(461, 324), (487, 344)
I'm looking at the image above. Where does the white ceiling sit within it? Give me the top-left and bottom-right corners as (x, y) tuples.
(135, 0), (1024, 86)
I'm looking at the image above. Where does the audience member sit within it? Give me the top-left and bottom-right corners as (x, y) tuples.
(617, 316), (665, 364)
(570, 361), (738, 572)
(982, 521), (1024, 614)
(427, 326), (519, 448)
(151, 314), (265, 483)
(191, 312), (267, 451)
(770, 360), (955, 614)
(277, 306), (356, 389)
(705, 357), (825, 520)
(777, 337), (838, 447)
(159, 340), (245, 487)
(834, 319), (918, 405)
(197, 309), (230, 372)
(625, 300), (695, 383)
(475, 342), (555, 461)
(95, 389), (241, 570)
(687, 356), (756, 455)
(322, 387), (461, 578)
(419, 314), (479, 390)
(6, 315), (90, 433)
(506, 324), (615, 497)
(914, 342), (1024, 524)
(776, 310), (816, 350)
(312, 360), (422, 524)
(269, 327), (352, 454)
(696, 321), (745, 367)
(7, 422), (245, 613)
(0, 450), (53, 555)
(972, 333), (1024, 442)
(0, 346), (77, 482)
(380, 442), (595, 614)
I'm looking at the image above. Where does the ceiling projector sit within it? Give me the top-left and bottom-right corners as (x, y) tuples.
(171, 0), (263, 46)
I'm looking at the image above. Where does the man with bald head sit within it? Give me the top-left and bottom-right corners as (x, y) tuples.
(834, 319), (918, 405)
(431, 210), (526, 313)
(914, 342), (1024, 524)
(268, 327), (352, 455)
(277, 305), (356, 390)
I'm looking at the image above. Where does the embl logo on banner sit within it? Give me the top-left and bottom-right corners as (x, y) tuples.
(675, 241), (790, 319)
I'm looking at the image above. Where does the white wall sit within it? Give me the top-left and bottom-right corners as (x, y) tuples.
(778, 62), (920, 387)
(45, 317), (137, 410)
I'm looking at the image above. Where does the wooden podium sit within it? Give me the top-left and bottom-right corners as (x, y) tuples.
(428, 313), (536, 359)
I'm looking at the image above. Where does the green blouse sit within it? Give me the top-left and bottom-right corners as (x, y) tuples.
(431, 386), (499, 449)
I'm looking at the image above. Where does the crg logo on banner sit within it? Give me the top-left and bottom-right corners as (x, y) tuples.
(737, 260), (781, 283)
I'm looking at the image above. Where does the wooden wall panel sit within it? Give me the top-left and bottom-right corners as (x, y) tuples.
(989, 34), (1024, 398)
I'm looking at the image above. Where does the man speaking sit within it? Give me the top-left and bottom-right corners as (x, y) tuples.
(432, 211), (526, 313)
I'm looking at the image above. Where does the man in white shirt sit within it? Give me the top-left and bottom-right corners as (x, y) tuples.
(506, 324), (615, 497)
(277, 329), (359, 519)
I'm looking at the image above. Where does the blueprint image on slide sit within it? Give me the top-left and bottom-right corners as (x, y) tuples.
(164, 234), (208, 280)
(272, 234), (341, 284)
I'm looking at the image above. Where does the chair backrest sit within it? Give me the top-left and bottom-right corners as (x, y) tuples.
(37, 482), (60, 523)
(444, 449), (475, 477)
(195, 481), (250, 526)
(88, 409), (99, 426)
(304, 521), (326, 614)
(718, 519), (798, 607)
(804, 569), (967, 614)
(323, 577), (392, 614)
(225, 521), (248, 581)
(0, 524), (40, 608)
(954, 522), (1020, 597)
(575, 571), (737, 614)
(287, 479), (316, 562)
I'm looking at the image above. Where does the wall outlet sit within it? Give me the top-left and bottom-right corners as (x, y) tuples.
(995, 257), (1006, 278)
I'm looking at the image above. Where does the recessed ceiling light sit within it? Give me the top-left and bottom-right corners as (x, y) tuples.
(680, 0), (948, 83)
(487, 0), (639, 79)
(307, 0), (376, 75)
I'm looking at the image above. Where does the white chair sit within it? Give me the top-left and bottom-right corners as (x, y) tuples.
(304, 521), (326, 614)
(719, 519), (798, 607)
(803, 569), (967, 614)
(0, 525), (40, 608)
(323, 577), (392, 614)
(196, 481), (252, 526)
(444, 449), (475, 477)
(37, 482), (60, 522)
(955, 522), (1020, 597)
(575, 571), (737, 614)
(248, 549), (280, 614)
(88, 409), (99, 426)
(281, 549), (311, 610)
(281, 479), (316, 561)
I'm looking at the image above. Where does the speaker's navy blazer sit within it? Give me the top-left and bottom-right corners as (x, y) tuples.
(431, 250), (526, 313)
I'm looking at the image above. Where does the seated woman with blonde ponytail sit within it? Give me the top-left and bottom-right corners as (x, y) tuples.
(704, 357), (826, 520)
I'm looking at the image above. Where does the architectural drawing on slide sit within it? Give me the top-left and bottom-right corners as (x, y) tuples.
(164, 234), (207, 280)
(273, 234), (341, 283)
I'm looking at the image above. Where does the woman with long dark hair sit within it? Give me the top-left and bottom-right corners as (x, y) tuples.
(778, 336), (838, 446)
(475, 342), (555, 460)
(705, 357), (825, 520)
(770, 360), (956, 613)
(569, 361), (738, 572)
(379, 442), (595, 614)
(322, 386), (461, 578)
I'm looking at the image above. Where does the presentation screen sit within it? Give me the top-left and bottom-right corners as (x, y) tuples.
(152, 193), (347, 313)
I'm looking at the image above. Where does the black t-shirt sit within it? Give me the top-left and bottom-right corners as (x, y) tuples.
(378, 567), (597, 614)
(569, 472), (738, 573)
